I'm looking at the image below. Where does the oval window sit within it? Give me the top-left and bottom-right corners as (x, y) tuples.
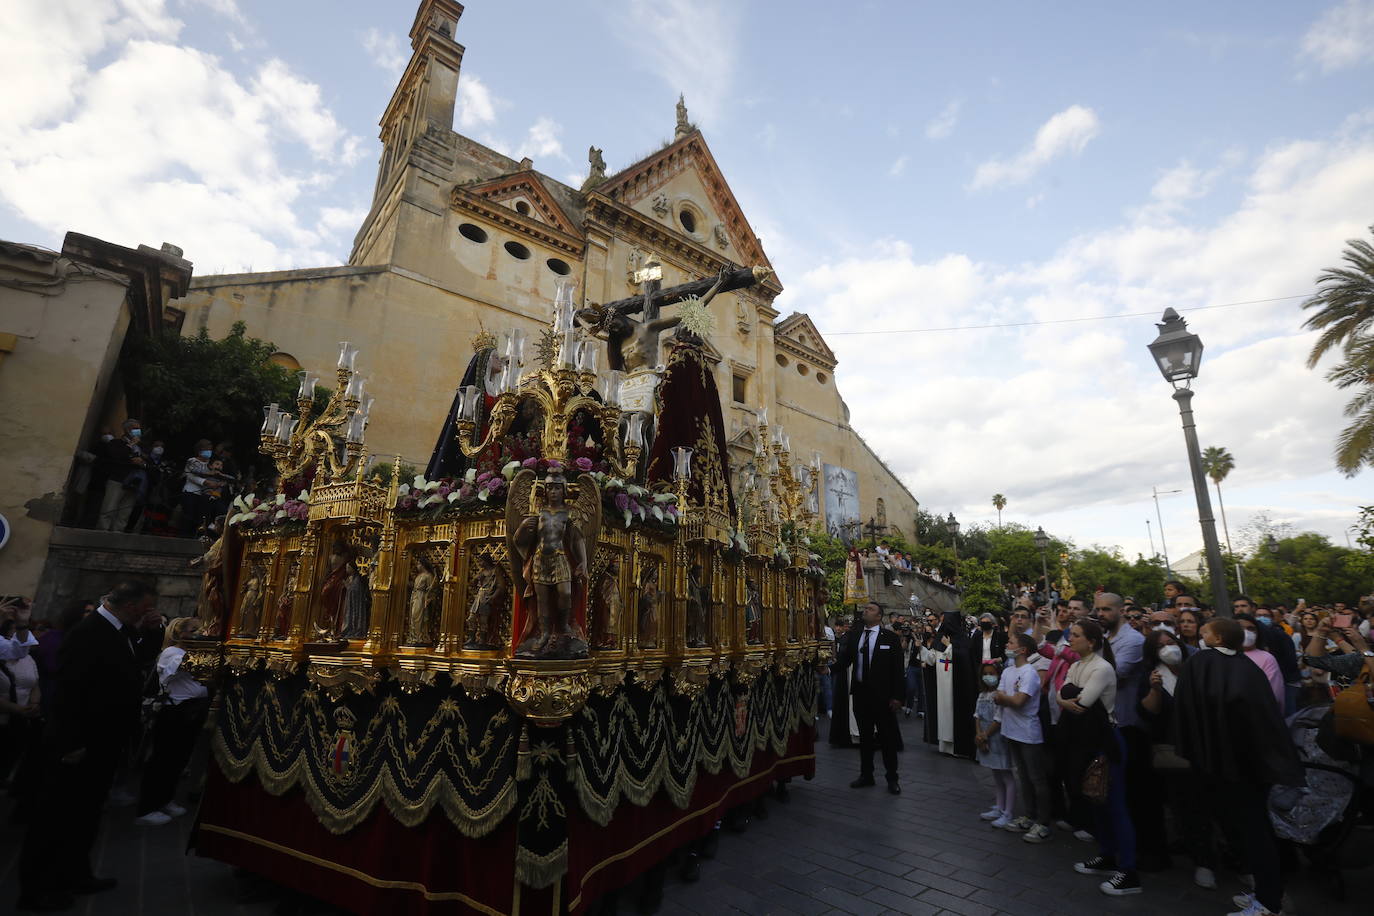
(775, 353), (789, 367)
(679, 209), (696, 233)
(797, 363), (810, 376)
(458, 222), (488, 243)
(546, 258), (571, 276)
(515, 201), (531, 216)
(816, 372), (828, 384)
(504, 241), (531, 260)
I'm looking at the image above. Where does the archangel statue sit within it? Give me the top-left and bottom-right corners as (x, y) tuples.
(507, 469), (600, 659)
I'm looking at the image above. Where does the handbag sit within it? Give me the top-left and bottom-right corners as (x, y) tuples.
(1332, 668), (1374, 745)
(1150, 742), (1190, 771)
(1082, 753), (1110, 803)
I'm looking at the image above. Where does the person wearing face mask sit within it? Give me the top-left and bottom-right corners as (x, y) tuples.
(971, 613), (1007, 667)
(995, 634), (1052, 841)
(1233, 613), (1284, 712)
(974, 662), (1015, 827)
(1175, 619), (1302, 916)
(96, 419), (146, 531)
(179, 439), (216, 536)
(1235, 596), (1300, 716)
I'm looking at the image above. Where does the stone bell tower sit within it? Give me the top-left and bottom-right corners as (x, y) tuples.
(352, 0), (466, 264)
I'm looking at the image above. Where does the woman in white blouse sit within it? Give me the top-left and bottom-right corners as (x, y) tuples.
(1056, 619), (1141, 898)
(133, 617), (210, 827)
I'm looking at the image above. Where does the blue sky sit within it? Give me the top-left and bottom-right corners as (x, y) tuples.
(4, 0), (1374, 571)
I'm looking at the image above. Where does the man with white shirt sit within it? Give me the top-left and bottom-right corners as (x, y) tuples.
(836, 602), (904, 794)
(17, 580), (162, 913)
(0, 600), (40, 661)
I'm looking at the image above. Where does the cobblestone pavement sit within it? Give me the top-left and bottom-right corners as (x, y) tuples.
(1, 711), (1369, 915)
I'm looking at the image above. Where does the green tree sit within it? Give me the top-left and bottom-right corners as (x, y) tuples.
(806, 527), (853, 621)
(992, 493), (1007, 529)
(1301, 225), (1374, 474)
(958, 557), (1006, 617)
(123, 321), (296, 476)
(1201, 446), (1236, 553)
(1240, 533), (1366, 606)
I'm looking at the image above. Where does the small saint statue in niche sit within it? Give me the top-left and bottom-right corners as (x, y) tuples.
(340, 558), (371, 639)
(190, 532), (225, 638)
(744, 576), (763, 645)
(685, 562), (709, 648)
(405, 555), (441, 646)
(236, 566), (265, 637)
(273, 560), (298, 638)
(590, 556), (622, 649)
(637, 563), (660, 649)
(464, 552), (509, 649)
(317, 539), (351, 640)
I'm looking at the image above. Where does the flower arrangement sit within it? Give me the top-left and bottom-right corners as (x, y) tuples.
(228, 491), (311, 529)
(586, 471), (680, 533)
(720, 528), (750, 563)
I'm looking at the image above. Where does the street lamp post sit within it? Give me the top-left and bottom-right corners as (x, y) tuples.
(1147, 308), (1232, 617)
(947, 512), (961, 578)
(1034, 526), (1051, 603)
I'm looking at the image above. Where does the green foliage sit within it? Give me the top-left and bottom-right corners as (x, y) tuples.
(1301, 225), (1374, 474)
(123, 321), (295, 469)
(958, 558), (1006, 617)
(985, 524), (1070, 585)
(1349, 506), (1374, 583)
(1239, 532), (1368, 606)
(806, 527), (852, 622)
(1201, 446), (1234, 485)
(367, 461), (421, 487)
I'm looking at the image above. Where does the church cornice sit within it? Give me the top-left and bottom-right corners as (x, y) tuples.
(775, 336), (837, 370)
(450, 185), (585, 256)
(460, 171), (581, 237)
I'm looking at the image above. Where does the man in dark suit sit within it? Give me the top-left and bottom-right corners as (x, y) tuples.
(837, 601), (904, 794)
(17, 580), (162, 913)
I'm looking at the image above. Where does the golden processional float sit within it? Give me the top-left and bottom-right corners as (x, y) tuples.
(189, 273), (830, 915)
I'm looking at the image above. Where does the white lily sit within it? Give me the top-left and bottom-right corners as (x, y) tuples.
(397, 483), (410, 498)
(418, 494), (443, 508)
(412, 474), (427, 490)
(274, 509), (288, 522)
(297, 490), (310, 503)
(651, 506), (664, 522)
(502, 460), (521, 480)
(464, 468), (477, 483)
(275, 493), (287, 506)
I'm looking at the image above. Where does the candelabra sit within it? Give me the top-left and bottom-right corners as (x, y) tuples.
(451, 279), (645, 479)
(259, 341), (373, 484)
(739, 410), (818, 551)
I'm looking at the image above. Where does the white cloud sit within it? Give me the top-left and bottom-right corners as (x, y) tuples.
(780, 117), (1374, 556)
(1299, 0), (1374, 72)
(0, 3), (366, 272)
(517, 117), (566, 161)
(183, 0), (247, 26)
(361, 26), (408, 78)
(456, 74), (499, 130)
(970, 104), (1101, 190)
(606, 0), (739, 125)
(888, 155), (909, 177)
(925, 99), (962, 140)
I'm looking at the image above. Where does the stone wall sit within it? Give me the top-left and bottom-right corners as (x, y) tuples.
(34, 528), (204, 621)
(861, 558), (960, 616)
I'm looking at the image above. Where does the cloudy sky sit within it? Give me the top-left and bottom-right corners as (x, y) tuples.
(4, 0), (1373, 565)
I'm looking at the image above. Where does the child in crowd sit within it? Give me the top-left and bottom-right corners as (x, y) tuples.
(974, 661), (1015, 828)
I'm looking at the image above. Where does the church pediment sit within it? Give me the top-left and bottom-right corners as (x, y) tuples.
(459, 170), (581, 236)
(775, 312), (836, 369)
(596, 131), (777, 285)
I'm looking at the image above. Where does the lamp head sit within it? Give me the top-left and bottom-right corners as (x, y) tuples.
(1147, 308), (1203, 387)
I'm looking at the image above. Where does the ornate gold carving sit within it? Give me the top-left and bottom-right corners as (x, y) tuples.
(305, 662), (383, 700)
(504, 666), (593, 726)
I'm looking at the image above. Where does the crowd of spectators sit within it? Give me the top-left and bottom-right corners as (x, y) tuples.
(822, 587), (1374, 915)
(1, 587), (211, 912)
(65, 418), (242, 537)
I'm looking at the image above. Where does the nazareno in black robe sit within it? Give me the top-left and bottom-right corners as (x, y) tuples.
(936, 611), (977, 759)
(425, 345), (496, 481)
(1174, 647), (1303, 787)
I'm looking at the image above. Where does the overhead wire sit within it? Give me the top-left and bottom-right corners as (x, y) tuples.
(819, 293), (1312, 336)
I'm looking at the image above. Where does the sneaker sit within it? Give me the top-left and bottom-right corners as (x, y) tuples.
(1054, 819), (1075, 831)
(1227, 896), (1284, 916)
(1099, 871), (1142, 896)
(1194, 866), (1217, 889)
(990, 814), (1012, 829)
(162, 802), (187, 818)
(903, 707), (911, 717)
(1022, 824), (1052, 843)
(979, 807), (1003, 821)
(1002, 816), (1032, 833)
(1074, 855), (1117, 876)
(1073, 829), (1095, 843)
(133, 811), (172, 827)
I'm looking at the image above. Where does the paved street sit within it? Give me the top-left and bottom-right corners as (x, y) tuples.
(1, 711), (1369, 915)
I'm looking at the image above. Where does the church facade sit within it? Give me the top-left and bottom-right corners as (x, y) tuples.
(174, 0), (919, 544)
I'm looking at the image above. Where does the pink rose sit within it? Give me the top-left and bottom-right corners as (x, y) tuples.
(574, 457), (593, 471)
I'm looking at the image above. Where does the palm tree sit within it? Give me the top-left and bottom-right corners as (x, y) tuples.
(1302, 224), (1374, 368)
(991, 493), (1007, 529)
(1200, 447), (1235, 553)
(1325, 335), (1374, 475)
